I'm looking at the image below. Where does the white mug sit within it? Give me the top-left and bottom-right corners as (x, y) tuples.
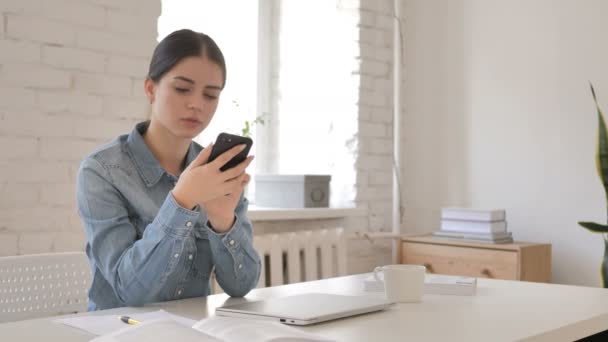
(373, 264), (426, 303)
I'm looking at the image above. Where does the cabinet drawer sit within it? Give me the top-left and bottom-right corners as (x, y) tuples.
(401, 242), (518, 280)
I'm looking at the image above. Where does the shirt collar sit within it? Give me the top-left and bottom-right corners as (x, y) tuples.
(126, 121), (199, 187)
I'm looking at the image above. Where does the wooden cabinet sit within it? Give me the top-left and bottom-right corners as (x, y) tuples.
(400, 236), (551, 282)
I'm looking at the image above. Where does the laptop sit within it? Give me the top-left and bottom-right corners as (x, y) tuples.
(214, 293), (393, 326)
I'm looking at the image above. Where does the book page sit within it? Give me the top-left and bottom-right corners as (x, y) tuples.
(192, 316), (334, 342)
(90, 319), (222, 342)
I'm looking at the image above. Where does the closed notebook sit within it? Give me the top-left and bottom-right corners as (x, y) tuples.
(441, 208), (506, 222)
(440, 219), (507, 233)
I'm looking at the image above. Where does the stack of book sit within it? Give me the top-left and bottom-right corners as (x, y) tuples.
(432, 207), (513, 244)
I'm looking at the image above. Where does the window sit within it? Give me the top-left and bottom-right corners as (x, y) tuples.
(158, 0), (260, 145)
(158, 1), (359, 207)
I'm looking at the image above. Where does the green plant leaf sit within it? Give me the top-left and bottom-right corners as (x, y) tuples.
(591, 83), (608, 201)
(578, 221), (608, 233)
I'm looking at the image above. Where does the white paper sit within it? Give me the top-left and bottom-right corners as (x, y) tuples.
(89, 319), (221, 342)
(54, 309), (197, 336)
(192, 316), (334, 342)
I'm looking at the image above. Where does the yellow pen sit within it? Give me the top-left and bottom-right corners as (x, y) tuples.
(119, 316), (141, 325)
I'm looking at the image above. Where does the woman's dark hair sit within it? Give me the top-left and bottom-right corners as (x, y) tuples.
(147, 29), (227, 88)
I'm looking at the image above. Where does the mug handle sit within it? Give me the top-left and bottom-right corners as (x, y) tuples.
(373, 266), (384, 282)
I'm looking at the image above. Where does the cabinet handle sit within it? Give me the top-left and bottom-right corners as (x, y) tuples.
(481, 268), (493, 278)
(423, 263), (434, 273)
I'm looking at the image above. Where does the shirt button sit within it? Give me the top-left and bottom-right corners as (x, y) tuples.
(238, 264), (243, 269)
(177, 289), (182, 295)
(229, 240), (235, 246)
(188, 254), (193, 260)
(174, 253), (179, 258)
(186, 221), (193, 227)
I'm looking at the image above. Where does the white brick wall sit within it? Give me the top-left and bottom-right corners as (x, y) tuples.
(0, 0), (160, 254)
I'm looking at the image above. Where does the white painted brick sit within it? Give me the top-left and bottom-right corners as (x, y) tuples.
(0, 136), (38, 159)
(0, 64), (71, 89)
(359, 90), (388, 107)
(357, 154), (392, 170)
(76, 29), (155, 58)
(39, 183), (76, 207)
(370, 138), (392, 154)
(370, 170), (392, 185)
(358, 10), (376, 27)
(42, 46), (106, 72)
(359, 27), (388, 46)
(0, 39), (40, 63)
(376, 14), (394, 31)
(359, 60), (390, 77)
(73, 118), (132, 140)
(131, 78), (147, 97)
(357, 185), (392, 201)
(0, 0), (41, 14)
(41, 0), (105, 28)
(73, 72), (132, 96)
(373, 78), (391, 93)
(0, 183), (39, 208)
(0, 87), (36, 110)
(376, 0), (394, 16)
(360, 0), (393, 15)
(38, 91), (104, 116)
(0, 234), (18, 256)
(104, 97), (148, 120)
(0, 206), (78, 232)
(106, 10), (156, 35)
(356, 170), (369, 187)
(89, 0), (161, 14)
(369, 214), (386, 231)
(6, 15), (76, 45)
(360, 43), (392, 62)
(359, 122), (386, 137)
(107, 56), (149, 78)
(53, 231), (85, 252)
(0, 110), (74, 137)
(0, 161), (71, 183)
(368, 200), (392, 215)
(39, 138), (99, 161)
(18, 232), (56, 254)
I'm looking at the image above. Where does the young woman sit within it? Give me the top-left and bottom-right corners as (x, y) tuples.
(77, 29), (261, 310)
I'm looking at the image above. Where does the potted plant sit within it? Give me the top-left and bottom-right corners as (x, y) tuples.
(578, 83), (608, 288)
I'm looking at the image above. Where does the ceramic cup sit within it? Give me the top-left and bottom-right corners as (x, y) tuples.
(373, 264), (426, 303)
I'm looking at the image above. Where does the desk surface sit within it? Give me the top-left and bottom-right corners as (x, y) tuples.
(1, 274), (608, 342)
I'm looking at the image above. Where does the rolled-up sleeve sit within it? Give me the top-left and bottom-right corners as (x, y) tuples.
(77, 158), (198, 306)
(206, 196), (261, 297)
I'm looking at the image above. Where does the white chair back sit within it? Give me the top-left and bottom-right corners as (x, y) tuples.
(0, 252), (91, 323)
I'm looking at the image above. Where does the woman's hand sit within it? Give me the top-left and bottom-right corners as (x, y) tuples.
(172, 143), (254, 231)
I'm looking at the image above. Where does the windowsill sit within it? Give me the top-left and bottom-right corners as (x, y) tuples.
(248, 206), (366, 221)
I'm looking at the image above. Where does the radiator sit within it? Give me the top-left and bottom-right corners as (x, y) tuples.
(254, 228), (347, 288)
(210, 228), (347, 293)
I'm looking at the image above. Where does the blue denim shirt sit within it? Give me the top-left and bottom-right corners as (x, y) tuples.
(76, 121), (261, 310)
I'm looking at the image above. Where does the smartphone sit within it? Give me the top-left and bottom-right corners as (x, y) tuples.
(207, 132), (253, 171)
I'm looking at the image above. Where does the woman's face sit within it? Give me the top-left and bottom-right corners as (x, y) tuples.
(145, 55), (224, 140)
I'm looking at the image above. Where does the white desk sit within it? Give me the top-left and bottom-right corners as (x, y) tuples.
(1, 274), (608, 341)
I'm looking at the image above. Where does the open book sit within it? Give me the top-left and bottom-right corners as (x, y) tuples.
(90, 316), (334, 342)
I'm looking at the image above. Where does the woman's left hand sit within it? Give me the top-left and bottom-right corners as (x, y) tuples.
(203, 170), (251, 233)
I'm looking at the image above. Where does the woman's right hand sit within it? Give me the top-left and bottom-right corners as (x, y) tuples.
(172, 143), (254, 210)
